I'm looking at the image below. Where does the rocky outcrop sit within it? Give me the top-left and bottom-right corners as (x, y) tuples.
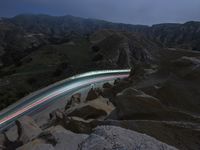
(85, 88), (101, 101)
(15, 116), (42, 144)
(61, 116), (98, 133)
(171, 56), (200, 80)
(79, 126), (177, 150)
(65, 93), (82, 110)
(43, 125), (88, 150)
(91, 31), (154, 69)
(0, 134), (6, 149)
(66, 96), (114, 120)
(114, 88), (164, 119)
(16, 139), (48, 150)
(100, 120), (200, 150)
(49, 109), (64, 121)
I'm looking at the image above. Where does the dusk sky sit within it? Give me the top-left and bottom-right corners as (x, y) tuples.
(0, 0), (200, 25)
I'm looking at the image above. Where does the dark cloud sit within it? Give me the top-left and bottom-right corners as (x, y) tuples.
(0, 0), (200, 25)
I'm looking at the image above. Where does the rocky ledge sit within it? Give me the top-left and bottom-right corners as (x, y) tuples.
(1, 55), (200, 150)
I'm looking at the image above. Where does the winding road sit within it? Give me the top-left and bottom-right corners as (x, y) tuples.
(0, 69), (130, 131)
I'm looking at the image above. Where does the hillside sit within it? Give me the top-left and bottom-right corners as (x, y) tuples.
(0, 14), (200, 110)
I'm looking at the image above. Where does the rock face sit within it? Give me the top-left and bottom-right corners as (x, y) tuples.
(66, 96), (114, 120)
(79, 126), (177, 150)
(85, 88), (101, 101)
(61, 116), (98, 133)
(114, 88), (164, 119)
(18, 144), (54, 150)
(16, 139), (49, 150)
(65, 93), (82, 110)
(171, 56), (200, 80)
(101, 120), (200, 150)
(43, 125), (88, 150)
(16, 116), (42, 144)
(0, 134), (6, 149)
(91, 31), (155, 69)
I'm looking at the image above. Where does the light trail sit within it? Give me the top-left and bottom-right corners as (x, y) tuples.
(0, 70), (130, 130)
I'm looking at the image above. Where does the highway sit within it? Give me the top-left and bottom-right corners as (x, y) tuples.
(0, 69), (130, 131)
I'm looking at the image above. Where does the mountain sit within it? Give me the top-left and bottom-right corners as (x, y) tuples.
(0, 14), (200, 150)
(148, 21), (200, 50)
(0, 14), (200, 110)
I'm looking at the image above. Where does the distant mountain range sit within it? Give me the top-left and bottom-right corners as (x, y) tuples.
(0, 14), (199, 65)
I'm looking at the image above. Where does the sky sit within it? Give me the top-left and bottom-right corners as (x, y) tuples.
(0, 0), (200, 25)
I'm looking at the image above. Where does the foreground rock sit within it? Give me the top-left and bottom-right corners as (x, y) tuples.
(114, 88), (164, 119)
(16, 139), (50, 150)
(66, 96), (114, 120)
(65, 93), (82, 110)
(101, 120), (200, 150)
(85, 88), (101, 101)
(171, 56), (200, 80)
(43, 125), (88, 150)
(16, 116), (42, 144)
(61, 116), (99, 133)
(0, 134), (6, 149)
(79, 126), (177, 150)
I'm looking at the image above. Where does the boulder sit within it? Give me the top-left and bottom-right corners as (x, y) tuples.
(18, 144), (55, 150)
(79, 126), (177, 150)
(62, 116), (99, 133)
(171, 56), (200, 80)
(15, 116), (42, 144)
(156, 78), (200, 114)
(67, 105), (107, 120)
(85, 88), (101, 101)
(101, 87), (115, 100)
(16, 139), (49, 150)
(114, 88), (164, 119)
(100, 120), (200, 150)
(43, 125), (88, 150)
(66, 96), (114, 120)
(49, 109), (64, 121)
(65, 93), (82, 110)
(0, 134), (6, 149)
(4, 125), (19, 141)
(102, 82), (113, 89)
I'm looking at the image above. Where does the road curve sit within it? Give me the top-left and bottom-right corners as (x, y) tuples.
(0, 69), (130, 130)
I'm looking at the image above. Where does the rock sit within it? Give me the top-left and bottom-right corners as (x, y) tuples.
(16, 116), (42, 144)
(79, 126), (177, 150)
(43, 125), (88, 150)
(101, 87), (115, 100)
(102, 82), (112, 89)
(62, 116), (99, 133)
(19, 144), (54, 150)
(0, 134), (6, 149)
(171, 56), (200, 80)
(66, 97), (114, 120)
(101, 82), (115, 99)
(67, 105), (107, 120)
(114, 88), (164, 119)
(172, 56), (200, 66)
(85, 88), (101, 101)
(129, 63), (145, 78)
(114, 78), (121, 85)
(156, 78), (200, 114)
(3, 139), (23, 150)
(65, 93), (82, 110)
(112, 79), (131, 96)
(16, 139), (48, 150)
(49, 109), (64, 121)
(100, 120), (200, 150)
(4, 125), (19, 141)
